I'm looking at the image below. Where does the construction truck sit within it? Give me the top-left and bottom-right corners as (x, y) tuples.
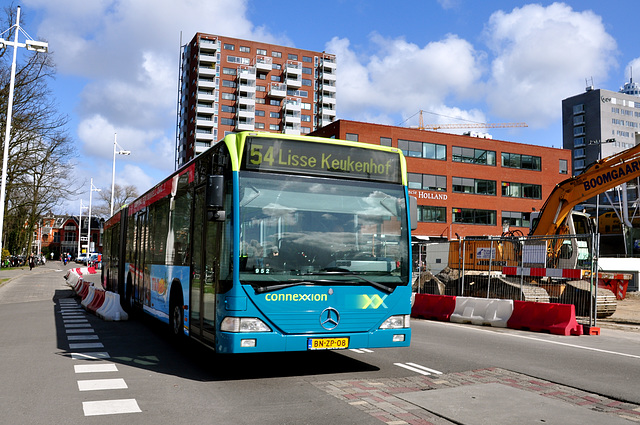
(443, 142), (640, 317)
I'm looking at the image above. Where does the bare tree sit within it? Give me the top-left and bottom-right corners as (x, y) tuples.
(92, 183), (140, 219)
(0, 5), (80, 255)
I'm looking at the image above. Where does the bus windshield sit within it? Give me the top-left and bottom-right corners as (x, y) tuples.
(239, 171), (409, 291)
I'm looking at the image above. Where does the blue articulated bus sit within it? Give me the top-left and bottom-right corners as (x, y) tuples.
(103, 131), (416, 353)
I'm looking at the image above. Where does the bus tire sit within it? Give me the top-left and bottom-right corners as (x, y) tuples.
(169, 284), (184, 341)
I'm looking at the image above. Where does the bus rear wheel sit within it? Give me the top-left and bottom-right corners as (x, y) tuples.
(169, 289), (184, 340)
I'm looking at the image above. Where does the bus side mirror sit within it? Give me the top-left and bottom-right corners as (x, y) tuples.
(409, 196), (418, 230)
(207, 175), (226, 221)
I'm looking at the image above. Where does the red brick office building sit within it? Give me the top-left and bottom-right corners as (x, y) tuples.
(311, 120), (571, 239)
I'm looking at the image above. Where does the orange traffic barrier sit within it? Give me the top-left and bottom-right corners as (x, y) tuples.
(411, 294), (456, 321)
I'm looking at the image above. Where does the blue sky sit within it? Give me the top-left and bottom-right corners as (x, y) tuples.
(2, 0), (639, 214)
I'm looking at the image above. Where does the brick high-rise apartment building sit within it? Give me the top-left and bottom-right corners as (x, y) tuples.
(176, 33), (337, 168)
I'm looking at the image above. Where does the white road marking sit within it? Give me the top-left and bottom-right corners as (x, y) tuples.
(69, 342), (104, 349)
(78, 378), (128, 391)
(65, 323), (91, 328)
(68, 335), (99, 341)
(74, 363), (118, 373)
(71, 352), (111, 360)
(428, 320), (640, 360)
(349, 348), (374, 354)
(394, 362), (432, 375)
(405, 362), (443, 374)
(82, 399), (141, 416)
(65, 328), (95, 334)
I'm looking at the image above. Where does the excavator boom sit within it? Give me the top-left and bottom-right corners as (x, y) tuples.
(530, 143), (640, 236)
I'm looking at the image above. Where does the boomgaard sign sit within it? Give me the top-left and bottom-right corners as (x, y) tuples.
(582, 159), (640, 191)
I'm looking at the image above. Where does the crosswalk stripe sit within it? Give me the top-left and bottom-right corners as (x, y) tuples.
(82, 399), (141, 416)
(78, 378), (128, 391)
(71, 352), (111, 360)
(74, 363), (118, 373)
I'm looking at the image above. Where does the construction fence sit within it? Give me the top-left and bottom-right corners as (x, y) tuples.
(413, 234), (616, 327)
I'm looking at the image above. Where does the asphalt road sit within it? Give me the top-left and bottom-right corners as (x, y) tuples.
(1, 262), (640, 425)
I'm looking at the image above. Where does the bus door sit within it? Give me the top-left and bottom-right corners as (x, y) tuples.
(134, 210), (149, 306)
(191, 186), (220, 342)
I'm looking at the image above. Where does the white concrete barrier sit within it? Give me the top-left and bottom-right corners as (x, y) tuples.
(81, 286), (96, 309)
(96, 292), (128, 321)
(451, 297), (514, 327)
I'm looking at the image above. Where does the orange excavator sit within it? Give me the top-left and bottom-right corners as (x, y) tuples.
(449, 142), (640, 273)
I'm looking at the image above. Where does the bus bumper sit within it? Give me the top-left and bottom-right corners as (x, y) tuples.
(216, 328), (411, 353)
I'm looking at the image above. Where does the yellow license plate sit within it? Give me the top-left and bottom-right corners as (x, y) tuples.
(307, 337), (349, 350)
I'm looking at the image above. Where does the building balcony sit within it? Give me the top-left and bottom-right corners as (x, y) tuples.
(285, 60), (302, 75)
(321, 72), (337, 82)
(283, 98), (302, 112)
(255, 55), (272, 72)
(238, 83), (256, 95)
(197, 78), (216, 90)
(238, 66), (257, 82)
(321, 57), (337, 71)
(320, 95), (337, 106)
(196, 117), (215, 128)
(195, 131), (215, 143)
(284, 125), (301, 135)
(236, 120), (255, 131)
(269, 83), (287, 98)
(237, 96), (255, 107)
(196, 104), (216, 115)
(321, 83), (336, 93)
(199, 53), (217, 64)
(197, 93), (216, 103)
(286, 75), (302, 88)
(284, 113), (301, 125)
(199, 38), (218, 53)
(198, 66), (217, 78)
(237, 107), (255, 119)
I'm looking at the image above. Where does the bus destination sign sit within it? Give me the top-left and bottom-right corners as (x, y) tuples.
(243, 137), (402, 183)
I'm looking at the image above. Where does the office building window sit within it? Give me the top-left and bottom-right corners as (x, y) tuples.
(418, 206), (446, 223)
(501, 153), (541, 171)
(502, 211), (531, 228)
(452, 208), (496, 225)
(408, 173), (446, 191)
(345, 133), (358, 141)
(380, 137), (391, 147)
(223, 43), (234, 50)
(398, 139), (446, 160)
(559, 159), (568, 174)
(501, 182), (542, 199)
(452, 147), (496, 165)
(452, 177), (496, 195)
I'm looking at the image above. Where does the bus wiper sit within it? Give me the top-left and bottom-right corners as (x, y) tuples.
(253, 279), (336, 294)
(309, 269), (394, 294)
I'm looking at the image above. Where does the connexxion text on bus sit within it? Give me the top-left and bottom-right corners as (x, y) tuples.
(102, 131), (417, 353)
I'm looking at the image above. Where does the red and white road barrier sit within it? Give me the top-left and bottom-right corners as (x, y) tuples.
(64, 268), (127, 321)
(412, 293), (585, 336)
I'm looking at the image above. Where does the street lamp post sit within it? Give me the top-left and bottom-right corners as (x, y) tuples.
(87, 178), (101, 253)
(0, 6), (48, 257)
(110, 133), (131, 217)
(77, 199), (88, 258)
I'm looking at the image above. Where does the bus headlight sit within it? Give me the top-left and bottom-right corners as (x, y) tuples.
(220, 317), (272, 333)
(379, 314), (410, 329)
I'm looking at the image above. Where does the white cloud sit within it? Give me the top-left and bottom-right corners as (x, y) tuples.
(25, 0), (282, 198)
(483, 2), (617, 127)
(328, 32), (484, 126)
